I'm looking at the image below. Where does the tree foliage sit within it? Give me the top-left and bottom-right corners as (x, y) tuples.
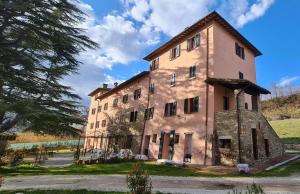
(0, 0), (97, 135)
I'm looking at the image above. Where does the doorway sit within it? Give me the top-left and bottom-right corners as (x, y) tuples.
(252, 128), (258, 160)
(143, 135), (150, 156)
(184, 134), (193, 162)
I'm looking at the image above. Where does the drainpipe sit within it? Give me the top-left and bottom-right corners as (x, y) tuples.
(139, 73), (151, 154)
(92, 100), (100, 150)
(204, 26), (210, 165)
(236, 84), (251, 163)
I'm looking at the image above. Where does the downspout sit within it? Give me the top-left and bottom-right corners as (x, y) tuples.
(139, 73), (151, 154)
(204, 26), (210, 165)
(92, 100), (100, 150)
(236, 84), (251, 163)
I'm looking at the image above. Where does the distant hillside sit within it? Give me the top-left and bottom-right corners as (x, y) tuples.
(262, 93), (300, 121)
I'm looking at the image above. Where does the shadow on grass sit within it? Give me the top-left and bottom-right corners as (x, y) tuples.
(282, 137), (300, 144)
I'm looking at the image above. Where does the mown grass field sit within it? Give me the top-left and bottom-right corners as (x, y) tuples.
(269, 119), (300, 144)
(0, 190), (126, 194)
(1, 159), (300, 177)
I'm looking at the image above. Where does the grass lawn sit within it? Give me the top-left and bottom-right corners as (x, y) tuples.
(269, 119), (300, 144)
(1, 159), (300, 177)
(0, 190), (126, 194)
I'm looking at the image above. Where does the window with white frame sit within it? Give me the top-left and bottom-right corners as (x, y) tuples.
(150, 58), (159, 70)
(187, 33), (200, 51)
(170, 73), (176, 86)
(169, 45), (180, 60)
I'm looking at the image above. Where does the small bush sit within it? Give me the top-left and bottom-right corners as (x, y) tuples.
(0, 176), (3, 187)
(10, 150), (25, 166)
(229, 183), (265, 194)
(127, 163), (152, 194)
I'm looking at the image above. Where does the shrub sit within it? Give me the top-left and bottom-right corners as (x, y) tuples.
(10, 150), (25, 166)
(127, 163), (152, 194)
(229, 183), (265, 194)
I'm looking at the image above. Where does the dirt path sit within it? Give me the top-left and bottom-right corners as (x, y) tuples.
(1, 175), (300, 194)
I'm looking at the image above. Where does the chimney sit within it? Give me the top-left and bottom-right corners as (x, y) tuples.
(103, 83), (108, 89)
(114, 82), (118, 87)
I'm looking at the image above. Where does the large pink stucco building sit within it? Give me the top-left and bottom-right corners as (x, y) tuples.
(85, 11), (284, 165)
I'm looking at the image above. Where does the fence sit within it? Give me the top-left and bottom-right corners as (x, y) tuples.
(8, 139), (84, 150)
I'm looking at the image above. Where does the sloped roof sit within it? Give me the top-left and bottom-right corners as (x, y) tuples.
(96, 71), (150, 100)
(144, 11), (262, 61)
(206, 77), (270, 95)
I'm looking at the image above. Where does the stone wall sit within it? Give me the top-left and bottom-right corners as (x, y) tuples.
(214, 92), (285, 166)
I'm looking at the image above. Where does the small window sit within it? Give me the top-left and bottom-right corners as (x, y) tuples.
(189, 65), (196, 78)
(104, 103), (108, 110)
(150, 58), (159, 70)
(144, 107), (154, 120)
(91, 108), (96, 115)
(223, 96), (229, 110)
(95, 121), (100, 128)
(264, 139), (270, 157)
(90, 122), (94, 129)
(245, 102), (248, 109)
(220, 139), (231, 149)
(149, 83), (155, 94)
(101, 120), (106, 127)
(97, 106), (102, 113)
(235, 42), (245, 59)
(169, 45), (180, 60)
(152, 134), (157, 143)
(174, 134), (180, 144)
(113, 98), (118, 107)
(123, 94), (128, 103)
(134, 89), (141, 100)
(130, 111), (138, 122)
(184, 97), (199, 114)
(171, 73), (176, 86)
(239, 72), (244, 79)
(187, 33), (200, 51)
(164, 102), (177, 117)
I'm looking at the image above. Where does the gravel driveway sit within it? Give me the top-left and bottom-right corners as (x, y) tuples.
(1, 175), (300, 194)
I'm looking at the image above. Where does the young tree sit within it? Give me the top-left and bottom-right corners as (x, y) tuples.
(0, 0), (97, 135)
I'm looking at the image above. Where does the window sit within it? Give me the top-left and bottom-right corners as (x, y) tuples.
(235, 42), (245, 59)
(113, 98), (118, 107)
(187, 33), (200, 51)
(184, 97), (199, 114)
(95, 121), (100, 128)
(144, 107), (154, 120)
(169, 45), (180, 60)
(125, 135), (133, 149)
(90, 122), (94, 129)
(97, 106), (102, 113)
(264, 139), (270, 157)
(91, 108), (96, 115)
(149, 83), (155, 94)
(101, 120), (106, 127)
(189, 65), (196, 78)
(150, 58), (159, 70)
(152, 134), (157, 143)
(123, 94), (128, 103)
(245, 102), (248, 109)
(220, 139), (231, 149)
(175, 134), (180, 144)
(223, 96), (229, 110)
(170, 73), (176, 86)
(130, 111), (138, 122)
(239, 71), (244, 79)
(164, 102), (177, 117)
(104, 103), (108, 110)
(134, 88), (141, 100)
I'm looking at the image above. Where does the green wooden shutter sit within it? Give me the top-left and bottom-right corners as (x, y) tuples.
(184, 99), (188, 113)
(194, 96), (199, 112)
(168, 130), (175, 160)
(158, 131), (165, 159)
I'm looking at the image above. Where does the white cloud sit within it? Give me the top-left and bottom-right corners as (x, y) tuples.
(277, 76), (300, 87)
(236, 0), (275, 28)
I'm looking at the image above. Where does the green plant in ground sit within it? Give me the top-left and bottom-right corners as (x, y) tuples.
(0, 176), (3, 187)
(228, 183), (265, 194)
(127, 163), (152, 194)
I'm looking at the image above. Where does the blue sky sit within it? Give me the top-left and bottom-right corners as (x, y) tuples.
(66, 0), (300, 106)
